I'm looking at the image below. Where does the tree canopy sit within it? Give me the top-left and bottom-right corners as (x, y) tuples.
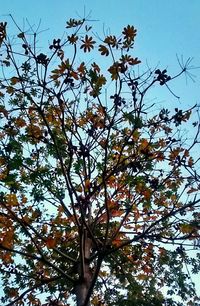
(0, 17), (200, 306)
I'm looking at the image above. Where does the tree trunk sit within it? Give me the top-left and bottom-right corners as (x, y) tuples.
(75, 232), (93, 306)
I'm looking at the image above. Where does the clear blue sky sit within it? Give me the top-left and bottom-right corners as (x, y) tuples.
(1, 0), (199, 106)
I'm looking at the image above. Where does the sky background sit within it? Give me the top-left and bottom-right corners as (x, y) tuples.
(0, 0), (200, 301)
(1, 0), (200, 107)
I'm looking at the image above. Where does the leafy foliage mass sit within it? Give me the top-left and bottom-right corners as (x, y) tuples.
(0, 17), (200, 306)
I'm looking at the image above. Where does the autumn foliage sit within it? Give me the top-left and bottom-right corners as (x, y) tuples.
(0, 17), (200, 306)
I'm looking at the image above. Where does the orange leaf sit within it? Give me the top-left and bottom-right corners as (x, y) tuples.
(188, 157), (194, 167)
(134, 208), (140, 221)
(77, 62), (86, 76)
(1, 253), (13, 264)
(122, 25), (137, 41)
(142, 265), (152, 274)
(80, 35), (96, 52)
(0, 106), (8, 117)
(1, 229), (14, 248)
(98, 45), (109, 56)
(10, 77), (20, 85)
(85, 179), (91, 191)
(70, 70), (79, 80)
(112, 210), (123, 217)
(15, 117), (26, 128)
(46, 237), (57, 249)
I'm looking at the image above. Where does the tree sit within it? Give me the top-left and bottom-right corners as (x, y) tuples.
(0, 16), (199, 306)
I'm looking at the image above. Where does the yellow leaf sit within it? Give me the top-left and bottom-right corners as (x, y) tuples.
(137, 274), (148, 281)
(99, 270), (108, 277)
(21, 195), (28, 204)
(107, 176), (115, 184)
(0, 157), (5, 166)
(78, 117), (87, 127)
(6, 194), (18, 206)
(76, 185), (83, 193)
(180, 224), (193, 234)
